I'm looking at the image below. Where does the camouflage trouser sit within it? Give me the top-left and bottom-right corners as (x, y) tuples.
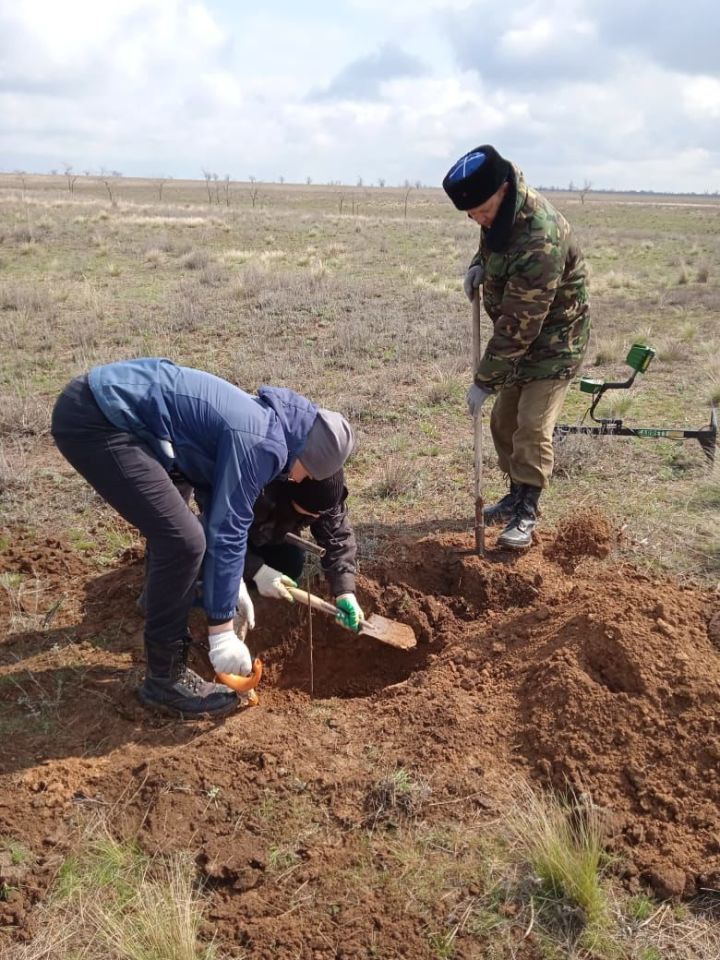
(490, 379), (571, 489)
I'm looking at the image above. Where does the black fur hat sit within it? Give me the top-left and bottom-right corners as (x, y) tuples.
(442, 144), (511, 210)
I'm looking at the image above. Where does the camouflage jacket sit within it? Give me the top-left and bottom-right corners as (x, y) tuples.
(471, 166), (590, 390)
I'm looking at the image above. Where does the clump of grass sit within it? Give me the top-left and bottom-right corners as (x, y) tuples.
(0, 394), (50, 438)
(198, 263), (226, 286)
(1, 836), (31, 866)
(427, 372), (463, 405)
(14, 826), (216, 960)
(696, 265), (709, 283)
(365, 767), (431, 826)
(592, 336), (622, 365)
(679, 321), (697, 342)
(602, 394), (633, 419)
(503, 782), (613, 953)
(552, 432), (596, 479)
(180, 249), (211, 271)
(373, 458), (418, 499)
(654, 337), (685, 363)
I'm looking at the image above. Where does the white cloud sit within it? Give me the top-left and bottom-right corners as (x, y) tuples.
(0, 0), (719, 191)
(683, 76), (720, 121)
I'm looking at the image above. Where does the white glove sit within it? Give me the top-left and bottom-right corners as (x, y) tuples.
(208, 629), (253, 676)
(463, 264), (484, 301)
(237, 579), (255, 629)
(253, 564), (296, 602)
(467, 383), (493, 417)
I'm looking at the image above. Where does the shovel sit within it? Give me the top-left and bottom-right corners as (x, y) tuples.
(472, 288), (485, 556)
(286, 586), (416, 650)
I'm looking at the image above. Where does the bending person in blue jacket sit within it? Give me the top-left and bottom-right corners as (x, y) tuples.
(51, 358), (355, 719)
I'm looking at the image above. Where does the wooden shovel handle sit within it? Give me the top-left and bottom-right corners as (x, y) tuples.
(472, 289), (485, 556)
(287, 585), (337, 617)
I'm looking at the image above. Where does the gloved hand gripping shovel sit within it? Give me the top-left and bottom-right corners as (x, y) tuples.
(286, 587), (416, 650)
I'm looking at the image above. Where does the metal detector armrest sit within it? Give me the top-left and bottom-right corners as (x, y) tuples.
(579, 342), (656, 420)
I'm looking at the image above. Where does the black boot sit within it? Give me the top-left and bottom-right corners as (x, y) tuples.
(497, 484), (541, 550)
(484, 481), (521, 526)
(137, 635), (238, 719)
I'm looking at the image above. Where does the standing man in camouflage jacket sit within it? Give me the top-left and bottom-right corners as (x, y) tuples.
(443, 144), (590, 548)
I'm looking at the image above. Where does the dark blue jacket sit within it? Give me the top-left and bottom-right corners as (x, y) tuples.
(88, 358), (318, 620)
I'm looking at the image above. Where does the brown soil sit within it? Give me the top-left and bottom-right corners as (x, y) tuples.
(1, 517), (719, 956)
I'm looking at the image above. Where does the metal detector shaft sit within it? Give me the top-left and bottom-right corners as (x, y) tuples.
(554, 402), (718, 464)
(472, 290), (485, 556)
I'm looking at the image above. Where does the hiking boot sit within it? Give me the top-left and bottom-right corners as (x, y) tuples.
(137, 635), (238, 719)
(497, 484), (541, 550)
(484, 482), (521, 526)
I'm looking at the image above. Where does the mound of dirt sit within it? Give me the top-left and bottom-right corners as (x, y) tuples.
(545, 509), (617, 571)
(1, 511), (719, 954)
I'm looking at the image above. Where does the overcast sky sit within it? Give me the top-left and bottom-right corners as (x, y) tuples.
(1, 0), (719, 193)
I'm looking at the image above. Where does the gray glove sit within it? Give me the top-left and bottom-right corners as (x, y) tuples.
(463, 264), (484, 302)
(467, 383), (493, 417)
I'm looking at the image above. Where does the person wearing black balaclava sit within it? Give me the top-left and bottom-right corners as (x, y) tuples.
(243, 469), (362, 632)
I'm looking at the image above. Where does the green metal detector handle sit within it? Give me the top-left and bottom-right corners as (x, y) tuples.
(579, 377), (605, 394)
(579, 342), (656, 395)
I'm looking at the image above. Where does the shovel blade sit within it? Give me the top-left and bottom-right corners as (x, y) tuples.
(360, 614), (416, 650)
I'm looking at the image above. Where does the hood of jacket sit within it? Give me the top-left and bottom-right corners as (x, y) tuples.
(256, 385), (318, 470)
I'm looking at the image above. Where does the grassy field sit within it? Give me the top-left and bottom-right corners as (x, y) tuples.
(1, 172), (718, 583)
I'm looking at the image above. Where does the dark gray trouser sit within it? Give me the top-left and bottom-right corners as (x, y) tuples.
(51, 376), (205, 662)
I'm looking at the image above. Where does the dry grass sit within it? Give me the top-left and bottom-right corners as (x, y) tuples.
(6, 826), (215, 960)
(0, 173), (718, 582)
(364, 767), (432, 826)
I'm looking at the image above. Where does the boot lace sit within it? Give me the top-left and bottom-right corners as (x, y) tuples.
(172, 664), (204, 694)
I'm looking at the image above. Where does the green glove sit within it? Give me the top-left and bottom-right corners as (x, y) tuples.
(335, 593), (364, 632)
